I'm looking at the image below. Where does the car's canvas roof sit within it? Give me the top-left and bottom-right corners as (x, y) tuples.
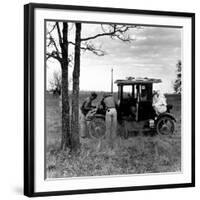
(115, 77), (162, 85)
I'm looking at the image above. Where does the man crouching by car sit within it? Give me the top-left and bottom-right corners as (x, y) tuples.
(80, 92), (97, 138)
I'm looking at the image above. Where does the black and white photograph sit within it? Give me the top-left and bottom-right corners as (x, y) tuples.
(45, 21), (182, 178)
(1, 0), (199, 199)
(23, 3), (195, 196)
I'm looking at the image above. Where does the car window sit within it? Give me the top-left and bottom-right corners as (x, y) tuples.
(123, 85), (132, 99)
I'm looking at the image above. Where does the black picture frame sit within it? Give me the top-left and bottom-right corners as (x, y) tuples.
(24, 3), (195, 197)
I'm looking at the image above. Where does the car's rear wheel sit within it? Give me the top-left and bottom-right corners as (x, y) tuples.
(156, 116), (175, 135)
(89, 117), (106, 139)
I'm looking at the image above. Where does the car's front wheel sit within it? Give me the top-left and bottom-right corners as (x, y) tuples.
(156, 116), (175, 135)
(89, 117), (106, 139)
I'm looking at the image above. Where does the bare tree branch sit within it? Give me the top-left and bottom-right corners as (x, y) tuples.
(46, 52), (62, 62)
(68, 23), (74, 32)
(47, 23), (57, 35)
(68, 41), (105, 56)
(81, 24), (137, 42)
(81, 31), (116, 41)
(47, 34), (61, 55)
(82, 42), (105, 56)
(46, 23), (62, 60)
(56, 22), (63, 46)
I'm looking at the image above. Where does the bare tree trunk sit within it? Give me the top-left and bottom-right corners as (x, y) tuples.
(47, 22), (137, 151)
(71, 23), (81, 150)
(60, 22), (71, 150)
(61, 64), (71, 150)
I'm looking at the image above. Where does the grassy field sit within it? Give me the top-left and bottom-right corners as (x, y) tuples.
(46, 92), (181, 178)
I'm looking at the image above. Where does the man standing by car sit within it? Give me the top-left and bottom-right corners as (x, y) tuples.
(152, 90), (167, 115)
(80, 92), (97, 138)
(101, 93), (117, 149)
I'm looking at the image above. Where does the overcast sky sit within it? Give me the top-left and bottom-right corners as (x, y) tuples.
(46, 22), (182, 93)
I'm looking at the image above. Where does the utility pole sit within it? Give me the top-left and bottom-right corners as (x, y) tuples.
(111, 67), (113, 93)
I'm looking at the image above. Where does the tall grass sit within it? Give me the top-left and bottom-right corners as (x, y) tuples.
(46, 92), (181, 178)
(46, 135), (181, 178)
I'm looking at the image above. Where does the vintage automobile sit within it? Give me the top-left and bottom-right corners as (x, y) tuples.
(88, 77), (176, 139)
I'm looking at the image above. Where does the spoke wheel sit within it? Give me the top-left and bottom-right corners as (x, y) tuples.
(156, 116), (175, 135)
(89, 118), (106, 139)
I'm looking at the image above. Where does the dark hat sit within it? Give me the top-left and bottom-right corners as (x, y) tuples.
(90, 92), (97, 98)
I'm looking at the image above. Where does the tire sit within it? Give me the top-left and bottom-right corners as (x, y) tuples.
(156, 116), (175, 135)
(89, 117), (106, 139)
